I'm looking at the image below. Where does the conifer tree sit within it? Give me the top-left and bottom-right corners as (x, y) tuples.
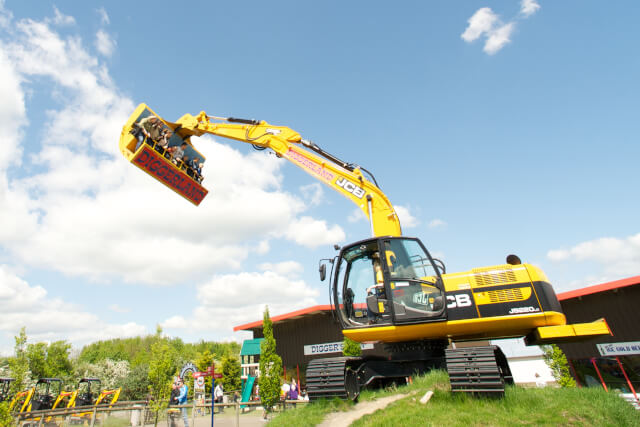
(342, 336), (362, 357)
(542, 344), (576, 387)
(258, 306), (282, 416)
(147, 340), (174, 426)
(8, 327), (30, 395)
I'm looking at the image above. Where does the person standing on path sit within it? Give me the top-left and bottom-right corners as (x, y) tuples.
(176, 378), (189, 427)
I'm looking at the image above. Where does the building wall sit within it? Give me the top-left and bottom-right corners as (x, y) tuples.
(250, 311), (387, 369)
(558, 284), (640, 360)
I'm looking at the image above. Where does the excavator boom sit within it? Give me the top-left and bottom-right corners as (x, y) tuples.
(120, 103), (401, 237)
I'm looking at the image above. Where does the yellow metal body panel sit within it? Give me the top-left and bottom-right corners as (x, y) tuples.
(527, 318), (611, 345)
(344, 311), (567, 343)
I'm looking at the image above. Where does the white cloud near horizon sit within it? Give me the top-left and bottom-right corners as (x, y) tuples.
(0, 266), (146, 354)
(461, 1), (540, 55)
(161, 271), (320, 336)
(547, 232), (640, 279)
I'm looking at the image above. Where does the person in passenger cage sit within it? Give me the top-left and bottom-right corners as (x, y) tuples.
(134, 115), (162, 151)
(169, 142), (187, 165)
(157, 128), (173, 153)
(189, 157), (203, 182)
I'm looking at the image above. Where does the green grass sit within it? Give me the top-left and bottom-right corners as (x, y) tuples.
(269, 371), (639, 427)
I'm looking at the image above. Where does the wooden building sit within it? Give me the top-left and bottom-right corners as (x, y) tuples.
(557, 275), (640, 401)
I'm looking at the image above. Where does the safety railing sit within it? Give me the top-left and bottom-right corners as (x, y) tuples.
(12, 398), (309, 426)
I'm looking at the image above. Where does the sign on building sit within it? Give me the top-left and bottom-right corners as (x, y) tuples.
(304, 341), (374, 356)
(597, 341), (640, 356)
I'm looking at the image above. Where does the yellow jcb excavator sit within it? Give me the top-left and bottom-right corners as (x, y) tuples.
(119, 103), (611, 399)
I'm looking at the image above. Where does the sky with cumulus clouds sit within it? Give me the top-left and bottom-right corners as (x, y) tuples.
(0, 0), (639, 354)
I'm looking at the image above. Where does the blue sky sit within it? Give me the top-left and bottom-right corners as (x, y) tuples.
(0, 0), (638, 354)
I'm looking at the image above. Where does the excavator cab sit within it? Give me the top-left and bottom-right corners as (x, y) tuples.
(75, 378), (101, 407)
(332, 237), (446, 329)
(0, 378), (13, 403)
(30, 378), (63, 411)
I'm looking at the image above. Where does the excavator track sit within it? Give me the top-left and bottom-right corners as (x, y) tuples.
(445, 346), (514, 397)
(306, 357), (360, 401)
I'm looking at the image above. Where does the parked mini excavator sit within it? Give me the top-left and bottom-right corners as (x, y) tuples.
(0, 378), (13, 403)
(120, 104), (611, 399)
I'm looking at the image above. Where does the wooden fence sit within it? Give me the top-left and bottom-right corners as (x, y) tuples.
(13, 398), (308, 426)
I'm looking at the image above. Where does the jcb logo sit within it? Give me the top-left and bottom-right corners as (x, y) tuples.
(336, 178), (365, 198)
(446, 294), (472, 309)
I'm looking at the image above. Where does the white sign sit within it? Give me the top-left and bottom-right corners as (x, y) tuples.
(597, 341), (640, 357)
(194, 376), (205, 392)
(304, 341), (374, 356)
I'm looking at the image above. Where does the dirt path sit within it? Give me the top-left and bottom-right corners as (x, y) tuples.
(317, 394), (408, 427)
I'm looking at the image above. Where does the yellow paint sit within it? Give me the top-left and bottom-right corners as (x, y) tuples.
(343, 311), (567, 343)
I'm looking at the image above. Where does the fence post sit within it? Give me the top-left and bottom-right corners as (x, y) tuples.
(89, 406), (97, 427)
(192, 400), (196, 427)
(235, 401), (240, 427)
(38, 414), (44, 426)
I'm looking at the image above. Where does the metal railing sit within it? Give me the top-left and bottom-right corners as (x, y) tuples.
(12, 398), (309, 426)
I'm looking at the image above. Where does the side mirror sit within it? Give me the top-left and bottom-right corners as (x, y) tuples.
(319, 263), (326, 281)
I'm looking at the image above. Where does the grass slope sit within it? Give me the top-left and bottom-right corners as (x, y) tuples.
(269, 371), (638, 427)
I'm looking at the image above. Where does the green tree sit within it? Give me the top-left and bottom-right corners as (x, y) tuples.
(0, 401), (13, 427)
(147, 340), (174, 426)
(46, 341), (73, 379)
(542, 344), (576, 388)
(8, 327), (30, 395)
(120, 364), (150, 401)
(258, 306), (282, 416)
(26, 342), (48, 379)
(221, 355), (241, 392)
(342, 336), (362, 357)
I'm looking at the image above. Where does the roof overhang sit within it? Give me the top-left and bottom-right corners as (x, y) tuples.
(233, 305), (333, 331)
(557, 275), (640, 301)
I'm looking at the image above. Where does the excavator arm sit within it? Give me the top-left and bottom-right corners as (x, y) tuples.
(120, 103), (402, 237)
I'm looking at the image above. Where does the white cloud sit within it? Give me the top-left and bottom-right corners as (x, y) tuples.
(0, 266), (146, 353)
(484, 23), (515, 55)
(51, 7), (75, 26)
(347, 208), (366, 223)
(520, 0), (541, 17)
(108, 304), (131, 313)
(394, 205), (419, 228)
(168, 271), (321, 336)
(547, 232), (640, 278)
(161, 315), (188, 329)
(0, 9), (346, 286)
(282, 216), (346, 248)
(461, 3), (538, 55)
(461, 8), (499, 43)
(258, 261), (304, 278)
(428, 219), (447, 229)
(97, 7), (110, 25)
(95, 29), (116, 57)
(299, 183), (324, 206)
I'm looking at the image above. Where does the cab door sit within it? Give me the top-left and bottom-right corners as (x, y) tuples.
(381, 238), (447, 324)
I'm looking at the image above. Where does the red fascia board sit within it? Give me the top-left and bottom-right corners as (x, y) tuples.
(233, 305), (333, 331)
(557, 275), (640, 301)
